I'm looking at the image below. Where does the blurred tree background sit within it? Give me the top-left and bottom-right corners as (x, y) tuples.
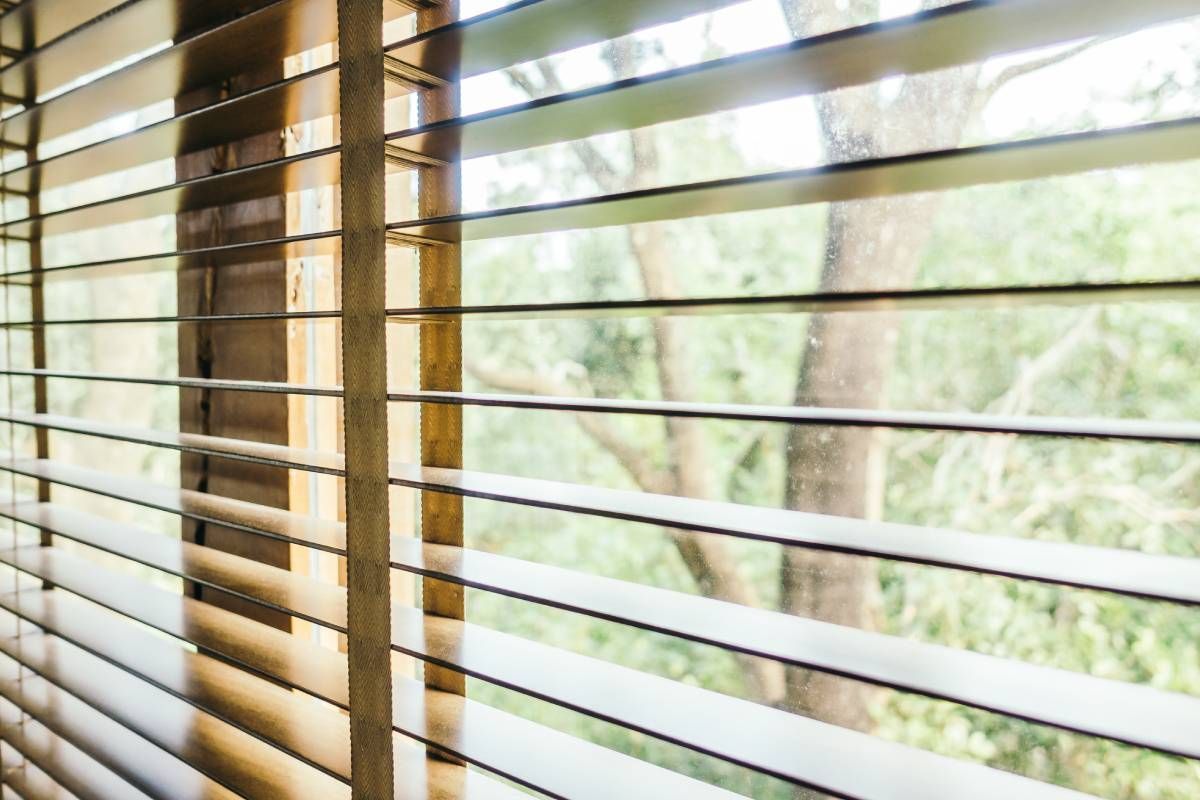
(442, 1), (1200, 798)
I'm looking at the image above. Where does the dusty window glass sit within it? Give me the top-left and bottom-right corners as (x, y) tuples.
(420, 3), (1200, 797)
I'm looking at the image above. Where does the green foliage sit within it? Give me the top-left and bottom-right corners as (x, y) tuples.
(456, 25), (1200, 800)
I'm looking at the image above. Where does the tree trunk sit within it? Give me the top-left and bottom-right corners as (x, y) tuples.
(778, 0), (981, 733)
(627, 124), (788, 705)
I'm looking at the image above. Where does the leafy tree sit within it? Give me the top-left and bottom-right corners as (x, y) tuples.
(459, 4), (1200, 796)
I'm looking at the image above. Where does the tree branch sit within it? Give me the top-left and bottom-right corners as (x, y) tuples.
(497, 51), (786, 705)
(971, 37), (1109, 120)
(930, 308), (1102, 526)
(465, 360), (672, 494)
(504, 65), (624, 194)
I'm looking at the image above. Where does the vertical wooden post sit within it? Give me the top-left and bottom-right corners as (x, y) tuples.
(416, 1), (466, 703)
(25, 135), (50, 578)
(338, 2), (394, 796)
(29, 291), (46, 511)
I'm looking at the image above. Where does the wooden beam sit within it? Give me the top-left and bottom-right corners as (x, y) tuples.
(338, 1), (395, 795)
(417, 0), (466, 704)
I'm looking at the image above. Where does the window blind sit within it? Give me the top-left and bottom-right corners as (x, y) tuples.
(0, 1), (1195, 798)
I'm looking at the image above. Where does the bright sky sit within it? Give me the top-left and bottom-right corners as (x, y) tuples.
(448, 0), (1199, 210)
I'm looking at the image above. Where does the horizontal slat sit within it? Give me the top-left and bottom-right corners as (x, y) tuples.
(1, 65), (339, 196)
(393, 614), (1098, 800)
(0, 0), (788, 210)
(388, 668), (740, 800)
(0, 230), (340, 285)
(0, 310), (340, 327)
(3, 771), (73, 800)
(0, 587), (349, 781)
(0, 464), (1185, 782)
(8, 363), (1200, 443)
(0, 547), (738, 800)
(387, 622), (1095, 800)
(2, 478), (1193, 760)
(0, 0), (400, 149)
(0, 617), (352, 798)
(0, 411), (344, 475)
(0, 653), (241, 800)
(4, 440), (1198, 602)
(0, 541), (348, 706)
(0, 147), (339, 241)
(11, 496), (1185, 766)
(388, 462), (1200, 604)
(0, 457), (347, 553)
(388, 116), (1200, 242)
(0, 500), (347, 629)
(10, 445), (1193, 611)
(386, 0), (741, 81)
(0, 0), (272, 110)
(0, 476), (1174, 789)
(5, 276), (1198, 323)
(382, 278), (1200, 320)
(393, 390), (1200, 443)
(0, 747), (75, 800)
(389, 0), (1200, 164)
(0, 585), (638, 800)
(9, 497), (1090, 786)
(2, 40), (420, 199)
(0, 368), (337, 396)
(9, 488), (1195, 762)
(392, 539), (1200, 760)
(0, 0), (127, 57)
(0, 708), (151, 800)
(0, 591), (528, 800)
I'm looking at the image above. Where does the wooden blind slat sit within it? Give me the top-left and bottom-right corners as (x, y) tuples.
(0, 709), (152, 800)
(388, 0), (1200, 165)
(390, 116), (1200, 242)
(0, 501), (348, 629)
(0, 625), (352, 798)
(0, 659), (237, 800)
